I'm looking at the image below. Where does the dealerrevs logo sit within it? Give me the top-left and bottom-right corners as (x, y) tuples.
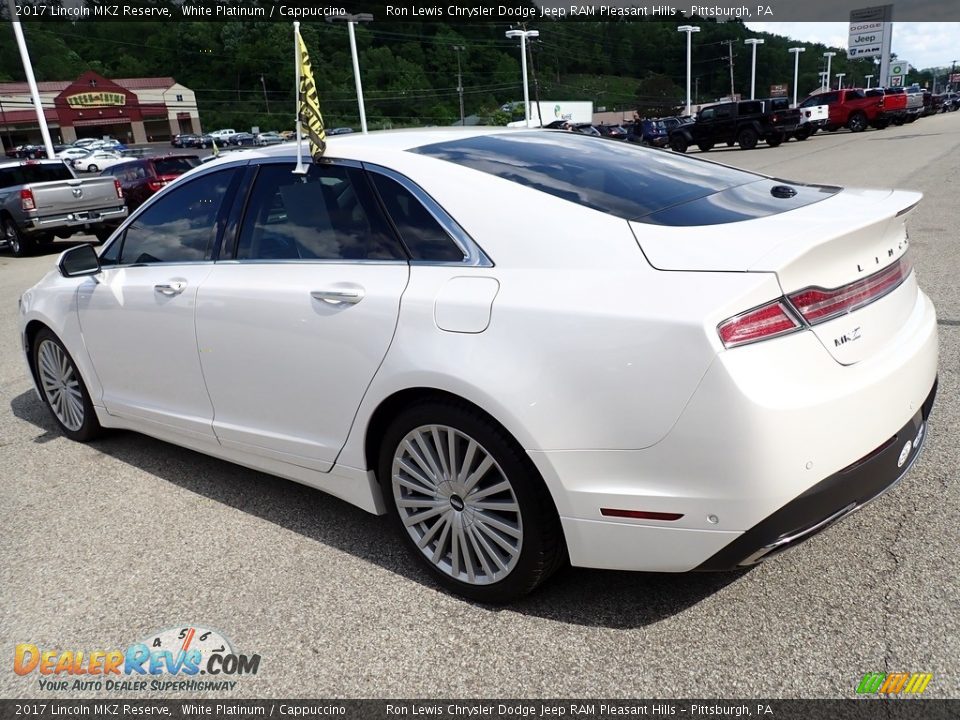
(14, 625), (261, 692)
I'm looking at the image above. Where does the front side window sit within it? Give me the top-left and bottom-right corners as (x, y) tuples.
(236, 163), (405, 261)
(118, 168), (236, 265)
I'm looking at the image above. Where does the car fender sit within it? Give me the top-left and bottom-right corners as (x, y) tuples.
(19, 270), (104, 407)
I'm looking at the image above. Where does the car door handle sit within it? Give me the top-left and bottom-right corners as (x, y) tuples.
(310, 287), (365, 305)
(154, 281), (186, 296)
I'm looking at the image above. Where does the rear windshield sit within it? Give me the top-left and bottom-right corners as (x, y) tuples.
(411, 132), (763, 221)
(0, 162), (73, 188)
(152, 157), (200, 176)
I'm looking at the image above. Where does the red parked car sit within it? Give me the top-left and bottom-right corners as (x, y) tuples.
(100, 155), (201, 210)
(804, 88), (890, 132)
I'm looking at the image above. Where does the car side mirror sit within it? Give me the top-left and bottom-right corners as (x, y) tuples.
(58, 244), (101, 278)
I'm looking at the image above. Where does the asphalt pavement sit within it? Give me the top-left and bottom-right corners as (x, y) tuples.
(1, 114), (958, 699)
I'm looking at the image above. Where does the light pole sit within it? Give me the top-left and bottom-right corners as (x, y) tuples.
(788, 47), (805, 107)
(453, 45), (465, 126)
(865, 74), (874, 89)
(505, 29), (539, 128)
(677, 25), (700, 116)
(823, 52), (836, 91)
(744, 38), (764, 100)
(260, 74), (270, 115)
(835, 73), (845, 90)
(327, 13), (374, 134)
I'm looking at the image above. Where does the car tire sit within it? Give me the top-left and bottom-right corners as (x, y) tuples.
(872, 120), (890, 130)
(670, 136), (689, 153)
(379, 399), (566, 603)
(737, 128), (758, 150)
(794, 127), (811, 141)
(32, 328), (103, 443)
(2, 216), (32, 257)
(697, 142), (713, 152)
(766, 133), (785, 147)
(87, 164), (99, 173)
(847, 112), (868, 133)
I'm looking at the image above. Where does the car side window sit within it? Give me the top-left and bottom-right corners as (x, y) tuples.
(368, 172), (466, 263)
(118, 168), (236, 265)
(235, 163), (405, 262)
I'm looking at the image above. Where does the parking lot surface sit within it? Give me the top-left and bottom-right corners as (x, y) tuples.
(1, 115), (958, 699)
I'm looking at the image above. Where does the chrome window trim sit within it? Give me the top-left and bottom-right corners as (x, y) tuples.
(215, 259), (409, 267)
(100, 260), (216, 270)
(362, 162), (493, 268)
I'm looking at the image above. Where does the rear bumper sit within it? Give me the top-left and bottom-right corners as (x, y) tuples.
(23, 206), (127, 233)
(695, 378), (936, 570)
(530, 287), (938, 573)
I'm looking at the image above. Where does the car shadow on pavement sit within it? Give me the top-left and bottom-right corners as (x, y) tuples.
(11, 390), (749, 628)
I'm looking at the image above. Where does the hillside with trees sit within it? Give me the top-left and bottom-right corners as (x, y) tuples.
(0, 13), (944, 131)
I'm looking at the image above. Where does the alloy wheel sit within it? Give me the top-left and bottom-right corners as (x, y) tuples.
(37, 339), (84, 431)
(392, 424), (523, 585)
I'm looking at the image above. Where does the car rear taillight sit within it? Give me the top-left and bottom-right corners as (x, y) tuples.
(787, 254), (913, 325)
(113, 179), (123, 199)
(147, 179), (165, 192)
(717, 300), (802, 348)
(20, 188), (35, 211)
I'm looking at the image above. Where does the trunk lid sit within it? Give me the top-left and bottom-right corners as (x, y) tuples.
(630, 187), (922, 365)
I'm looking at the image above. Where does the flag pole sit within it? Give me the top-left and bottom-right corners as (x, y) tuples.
(8, 0), (55, 159)
(293, 22), (306, 175)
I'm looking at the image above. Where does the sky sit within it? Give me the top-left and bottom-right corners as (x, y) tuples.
(746, 22), (960, 71)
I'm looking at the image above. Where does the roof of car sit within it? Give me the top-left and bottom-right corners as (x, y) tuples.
(252, 127), (516, 155)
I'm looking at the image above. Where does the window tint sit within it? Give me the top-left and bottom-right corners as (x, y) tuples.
(118, 168), (235, 265)
(236, 163), (405, 261)
(0, 162), (73, 187)
(412, 132), (765, 222)
(153, 157), (200, 176)
(369, 173), (465, 262)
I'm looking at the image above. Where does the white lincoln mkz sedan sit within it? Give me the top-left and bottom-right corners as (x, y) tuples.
(19, 129), (938, 601)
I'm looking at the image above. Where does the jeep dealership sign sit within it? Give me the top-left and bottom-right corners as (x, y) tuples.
(847, 5), (893, 60)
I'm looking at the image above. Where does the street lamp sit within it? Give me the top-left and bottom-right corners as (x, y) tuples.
(505, 29), (539, 128)
(678, 25), (701, 116)
(260, 74), (270, 115)
(327, 13), (374, 134)
(788, 47), (805, 107)
(865, 74), (874, 89)
(835, 73), (845, 90)
(744, 38), (764, 100)
(823, 52), (836, 91)
(453, 45), (465, 126)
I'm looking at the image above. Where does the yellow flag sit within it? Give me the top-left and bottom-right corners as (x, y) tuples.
(297, 32), (326, 160)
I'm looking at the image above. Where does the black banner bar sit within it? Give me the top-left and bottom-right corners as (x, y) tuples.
(1, 700), (959, 720)
(3, 0), (960, 23)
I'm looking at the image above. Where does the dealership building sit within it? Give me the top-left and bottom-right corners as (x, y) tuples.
(0, 71), (201, 149)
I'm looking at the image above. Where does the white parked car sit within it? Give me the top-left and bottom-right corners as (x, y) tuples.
(57, 147), (92, 162)
(208, 129), (237, 143)
(18, 129), (938, 602)
(74, 151), (126, 173)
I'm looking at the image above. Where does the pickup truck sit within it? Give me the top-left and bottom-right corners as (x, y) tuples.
(793, 97), (830, 140)
(668, 99), (799, 153)
(0, 159), (128, 257)
(808, 88), (889, 132)
(902, 86), (925, 121)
